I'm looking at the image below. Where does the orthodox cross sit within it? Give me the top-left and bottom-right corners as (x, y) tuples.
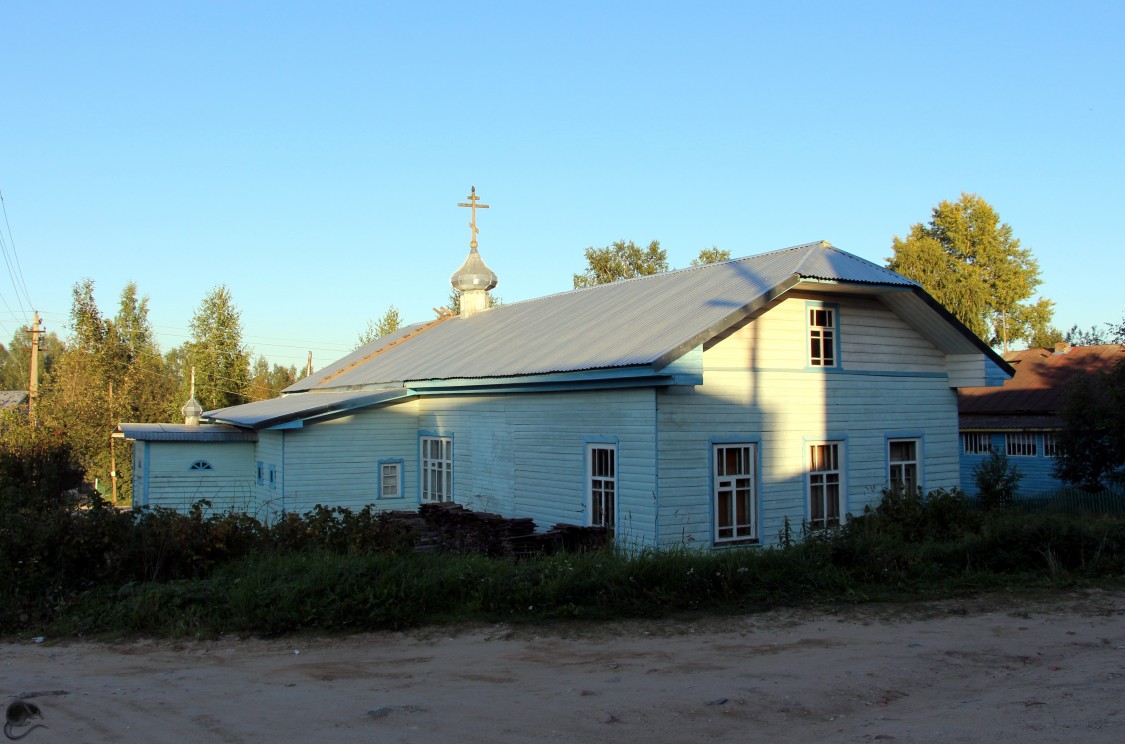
(457, 186), (489, 249)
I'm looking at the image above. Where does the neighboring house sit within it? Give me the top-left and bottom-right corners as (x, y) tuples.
(116, 238), (1010, 549)
(957, 343), (1125, 497)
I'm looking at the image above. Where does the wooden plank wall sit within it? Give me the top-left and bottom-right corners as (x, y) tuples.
(658, 293), (961, 547)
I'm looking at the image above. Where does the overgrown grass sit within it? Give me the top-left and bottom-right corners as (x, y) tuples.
(6, 488), (1125, 639)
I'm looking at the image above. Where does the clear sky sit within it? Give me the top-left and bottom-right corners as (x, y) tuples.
(2, 1), (1122, 371)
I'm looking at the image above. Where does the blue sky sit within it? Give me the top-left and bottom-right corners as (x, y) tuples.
(2, 1), (1122, 370)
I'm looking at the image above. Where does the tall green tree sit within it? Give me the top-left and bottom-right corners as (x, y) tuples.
(691, 246), (731, 266)
(573, 240), (668, 288)
(887, 193), (1050, 350)
(180, 285), (251, 412)
(1053, 358), (1125, 490)
(356, 305), (404, 348)
(0, 328), (65, 390)
(248, 356), (299, 400)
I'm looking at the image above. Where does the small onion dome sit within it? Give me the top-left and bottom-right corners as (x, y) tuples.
(450, 247), (498, 293)
(181, 396), (203, 426)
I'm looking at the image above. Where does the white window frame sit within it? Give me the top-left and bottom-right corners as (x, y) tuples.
(713, 443), (757, 544)
(1005, 432), (1037, 457)
(189, 460), (213, 471)
(808, 441), (844, 529)
(807, 305), (837, 368)
(962, 432), (992, 455)
(268, 464), (277, 490)
(379, 460), (403, 499)
(421, 436), (452, 503)
(256, 460), (264, 485)
(1043, 432), (1059, 458)
(586, 443), (617, 531)
(888, 438), (921, 494)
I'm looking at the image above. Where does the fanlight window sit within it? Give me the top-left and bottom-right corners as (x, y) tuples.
(189, 460), (213, 471)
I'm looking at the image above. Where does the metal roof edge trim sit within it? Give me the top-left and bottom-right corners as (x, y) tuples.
(405, 365), (676, 391)
(907, 286), (1015, 377)
(207, 389), (414, 430)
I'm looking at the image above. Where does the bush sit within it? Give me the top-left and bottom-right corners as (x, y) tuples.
(973, 449), (1023, 509)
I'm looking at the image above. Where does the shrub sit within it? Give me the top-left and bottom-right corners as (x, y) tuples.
(973, 449), (1023, 509)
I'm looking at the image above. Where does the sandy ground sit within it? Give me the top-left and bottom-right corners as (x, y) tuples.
(2, 590), (1124, 743)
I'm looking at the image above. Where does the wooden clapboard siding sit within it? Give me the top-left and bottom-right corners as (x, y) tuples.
(419, 389), (659, 547)
(658, 294), (961, 547)
(145, 442), (256, 513)
(281, 398), (420, 515)
(958, 431), (1065, 497)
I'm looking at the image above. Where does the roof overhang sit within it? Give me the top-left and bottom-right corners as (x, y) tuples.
(203, 388), (415, 430)
(113, 423), (258, 443)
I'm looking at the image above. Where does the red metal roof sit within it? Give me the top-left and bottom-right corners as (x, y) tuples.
(957, 344), (1124, 415)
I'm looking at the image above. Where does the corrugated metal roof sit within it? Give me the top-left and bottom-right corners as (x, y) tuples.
(115, 423), (258, 442)
(958, 344), (1124, 415)
(288, 241), (923, 392)
(204, 388), (410, 429)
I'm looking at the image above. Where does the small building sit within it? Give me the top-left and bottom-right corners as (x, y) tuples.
(116, 195), (1012, 548)
(957, 343), (1124, 497)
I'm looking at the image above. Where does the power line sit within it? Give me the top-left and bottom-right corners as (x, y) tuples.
(0, 188), (34, 317)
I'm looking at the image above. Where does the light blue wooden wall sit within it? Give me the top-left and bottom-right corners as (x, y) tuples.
(658, 292), (962, 548)
(958, 432), (1064, 498)
(272, 399), (421, 516)
(139, 442), (256, 513)
(419, 389), (659, 548)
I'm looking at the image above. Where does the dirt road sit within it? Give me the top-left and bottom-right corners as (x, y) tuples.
(2, 589), (1123, 743)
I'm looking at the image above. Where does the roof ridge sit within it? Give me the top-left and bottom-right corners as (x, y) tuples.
(314, 313), (455, 387)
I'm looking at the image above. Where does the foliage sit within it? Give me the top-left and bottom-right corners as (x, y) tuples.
(691, 246), (731, 266)
(6, 479), (1125, 637)
(356, 305), (404, 348)
(973, 449), (1023, 509)
(887, 193), (1049, 349)
(573, 239), (668, 288)
(248, 356), (299, 401)
(1053, 358), (1125, 490)
(0, 328), (65, 390)
(181, 284), (251, 412)
(0, 411), (84, 511)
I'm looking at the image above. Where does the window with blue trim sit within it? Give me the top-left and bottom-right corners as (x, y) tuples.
(421, 437), (452, 502)
(189, 460), (213, 471)
(808, 441), (843, 528)
(586, 442), (616, 531)
(379, 461), (402, 499)
(808, 306), (837, 367)
(888, 438), (920, 493)
(713, 443), (757, 543)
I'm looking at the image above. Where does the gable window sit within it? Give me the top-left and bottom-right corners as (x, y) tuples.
(379, 460), (403, 499)
(713, 443), (757, 543)
(808, 305), (837, 368)
(421, 436), (452, 503)
(962, 432), (992, 455)
(256, 461), (264, 485)
(1043, 433), (1059, 458)
(189, 460), (213, 471)
(1006, 432), (1037, 457)
(888, 438), (920, 494)
(586, 443), (616, 531)
(808, 442), (843, 529)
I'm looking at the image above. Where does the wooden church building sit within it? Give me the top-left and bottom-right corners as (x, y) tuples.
(116, 191), (1011, 549)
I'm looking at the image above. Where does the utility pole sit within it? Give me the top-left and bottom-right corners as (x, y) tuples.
(27, 311), (42, 425)
(306, 351), (313, 377)
(109, 381), (118, 503)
